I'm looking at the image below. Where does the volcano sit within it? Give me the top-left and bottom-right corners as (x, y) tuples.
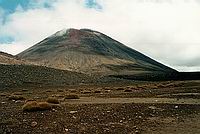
(17, 28), (176, 75)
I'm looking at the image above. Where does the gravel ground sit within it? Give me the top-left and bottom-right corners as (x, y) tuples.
(1, 80), (200, 134)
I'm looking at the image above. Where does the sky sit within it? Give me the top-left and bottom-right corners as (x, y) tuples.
(0, 0), (200, 72)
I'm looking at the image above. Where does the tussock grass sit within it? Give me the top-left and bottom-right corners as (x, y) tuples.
(22, 101), (52, 112)
(65, 94), (80, 99)
(46, 97), (59, 104)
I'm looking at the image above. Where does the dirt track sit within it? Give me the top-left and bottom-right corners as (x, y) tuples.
(64, 97), (200, 105)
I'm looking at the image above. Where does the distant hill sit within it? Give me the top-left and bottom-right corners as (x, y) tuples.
(17, 28), (177, 76)
(0, 51), (32, 65)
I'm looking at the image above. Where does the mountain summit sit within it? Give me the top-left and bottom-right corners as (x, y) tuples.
(17, 28), (176, 75)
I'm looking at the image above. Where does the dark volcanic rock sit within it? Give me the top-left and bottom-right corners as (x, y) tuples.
(0, 64), (91, 88)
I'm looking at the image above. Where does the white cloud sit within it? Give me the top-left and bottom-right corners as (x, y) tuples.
(0, 43), (29, 55)
(0, 0), (200, 71)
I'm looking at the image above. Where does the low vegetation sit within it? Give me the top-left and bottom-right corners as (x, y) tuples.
(65, 94), (80, 99)
(46, 97), (59, 104)
(22, 101), (52, 112)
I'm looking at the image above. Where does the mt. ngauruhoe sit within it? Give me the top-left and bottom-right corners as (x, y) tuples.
(17, 28), (176, 75)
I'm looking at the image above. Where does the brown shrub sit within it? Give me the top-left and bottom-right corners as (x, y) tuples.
(8, 95), (25, 101)
(46, 97), (59, 104)
(38, 102), (52, 110)
(65, 94), (80, 99)
(25, 99), (36, 103)
(22, 101), (38, 111)
(22, 101), (52, 112)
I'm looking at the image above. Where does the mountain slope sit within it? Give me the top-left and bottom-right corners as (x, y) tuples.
(17, 28), (176, 75)
(0, 51), (30, 65)
(0, 64), (92, 88)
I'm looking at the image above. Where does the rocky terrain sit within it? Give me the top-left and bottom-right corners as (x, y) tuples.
(1, 80), (200, 134)
(0, 64), (92, 88)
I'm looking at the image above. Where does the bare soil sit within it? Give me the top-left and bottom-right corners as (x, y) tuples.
(1, 80), (200, 134)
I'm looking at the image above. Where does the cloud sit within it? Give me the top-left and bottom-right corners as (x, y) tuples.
(85, 0), (103, 10)
(0, 0), (200, 71)
(0, 43), (28, 55)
